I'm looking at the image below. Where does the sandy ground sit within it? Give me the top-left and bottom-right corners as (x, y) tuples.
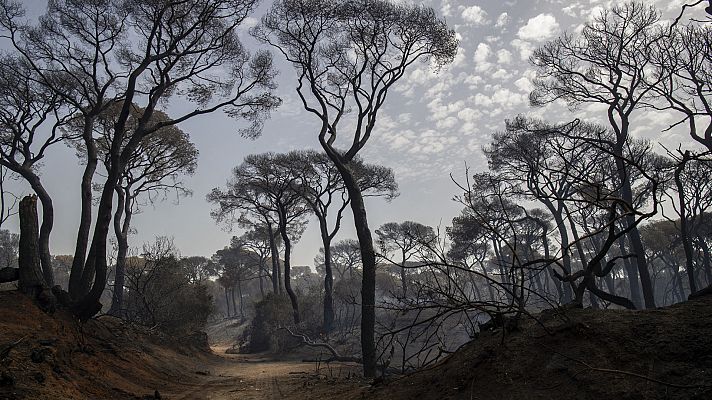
(162, 347), (366, 400)
(0, 290), (365, 400)
(5, 289), (711, 400)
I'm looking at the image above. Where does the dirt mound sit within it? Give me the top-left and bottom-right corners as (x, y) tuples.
(204, 318), (249, 349)
(359, 294), (712, 400)
(0, 291), (215, 400)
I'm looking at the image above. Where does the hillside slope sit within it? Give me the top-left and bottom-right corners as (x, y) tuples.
(0, 291), (213, 400)
(358, 294), (712, 400)
(2, 290), (712, 400)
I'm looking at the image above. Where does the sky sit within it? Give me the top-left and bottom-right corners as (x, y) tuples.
(3, 0), (705, 267)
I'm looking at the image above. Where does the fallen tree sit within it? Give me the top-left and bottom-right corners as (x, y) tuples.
(280, 326), (361, 363)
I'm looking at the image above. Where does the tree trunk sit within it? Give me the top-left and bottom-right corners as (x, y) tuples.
(479, 262), (496, 301)
(543, 200), (573, 303)
(278, 206), (299, 324)
(697, 236), (712, 286)
(616, 155), (655, 308)
(70, 117), (98, 299)
(277, 256), (283, 294)
(618, 236), (643, 309)
(322, 236), (335, 334)
(669, 261), (685, 302)
(258, 263), (266, 298)
(339, 165), (377, 378)
(603, 271), (615, 295)
(400, 250), (407, 298)
(109, 187), (132, 316)
(224, 287), (231, 318)
(675, 155), (698, 293)
(320, 137), (377, 376)
(467, 270), (482, 300)
(73, 140), (127, 320)
(230, 287), (237, 319)
(18, 196), (45, 297)
(74, 70), (152, 320)
(266, 220), (280, 294)
(237, 279), (244, 321)
(19, 171), (54, 287)
(492, 240), (513, 302)
(538, 223), (563, 302)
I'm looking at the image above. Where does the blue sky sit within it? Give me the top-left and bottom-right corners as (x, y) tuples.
(4, 0), (702, 267)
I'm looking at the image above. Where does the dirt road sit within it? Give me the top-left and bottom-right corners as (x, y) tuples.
(162, 347), (366, 400)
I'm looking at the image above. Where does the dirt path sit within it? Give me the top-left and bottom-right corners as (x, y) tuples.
(161, 347), (365, 400)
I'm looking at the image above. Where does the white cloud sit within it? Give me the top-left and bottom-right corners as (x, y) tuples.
(562, 5), (580, 18)
(441, 0), (452, 17)
(511, 38), (536, 60)
(436, 116), (459, 129)
(473, 43), (491, 63)
(491, 68), (512, 80)
(495, 12), (510, 28)
(473, 93), (493, 107)
(473, 43), (492, 72)
(491, 87), (527, 108)
(461, 5), (489, 26)
(457, 108), (481, 123)
(514, 77), (534, 93)
(464, 75), (484, 87)
(496, 49), (513, 64)
(517, 14), (560, 41)
(451, 47), (467, 68)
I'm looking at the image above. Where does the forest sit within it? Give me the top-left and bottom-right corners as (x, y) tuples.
(0, 0), (711, 399)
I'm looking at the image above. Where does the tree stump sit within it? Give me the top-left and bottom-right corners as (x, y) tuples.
(18, 196), (44, 295)
(17, 195), (54, 311)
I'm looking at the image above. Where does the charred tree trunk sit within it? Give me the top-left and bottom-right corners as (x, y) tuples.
(70, 118), (99, 299)
(543, 200), (573, 303)
(109, 187), (132, 316)
(74, 69), (153, 320)
(618, 236), (643, 309)
(539, 223), (563, 302)
(224, 287), (231, 318)
(479, 262), (496, 301)
(492, 240), (513, 302)
(616, 157), (655, 309)
(266, 221), (280, 294)
(675, 154), (698, 293)
(339, 165), (377, 378)
(258, 264), (266, 298)
(698, 236), (712, 286)
(670, 261), (685, 301)
(322, 235), (335, 334)
(277, 205), (299, 324)
(320, 138), (377, 376)
(73, 146), (124, 320)
(230, 287), (237, 320)
(400, 250), (407, 298)
(237, 279), (244, 321)
(17, 196), (48, 303)
(19, 170), (54, 287)
(603, 270), (616, 295)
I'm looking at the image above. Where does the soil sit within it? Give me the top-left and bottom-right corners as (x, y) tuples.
(161, 348), (364, 400)
(1, 290), (712, 400)
(0, 291), (364, 400)
(0, 290), (215, 399)
(357, 293), (712, 400)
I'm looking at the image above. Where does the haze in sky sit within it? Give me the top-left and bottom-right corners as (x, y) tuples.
(4, 0), (692, 267)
